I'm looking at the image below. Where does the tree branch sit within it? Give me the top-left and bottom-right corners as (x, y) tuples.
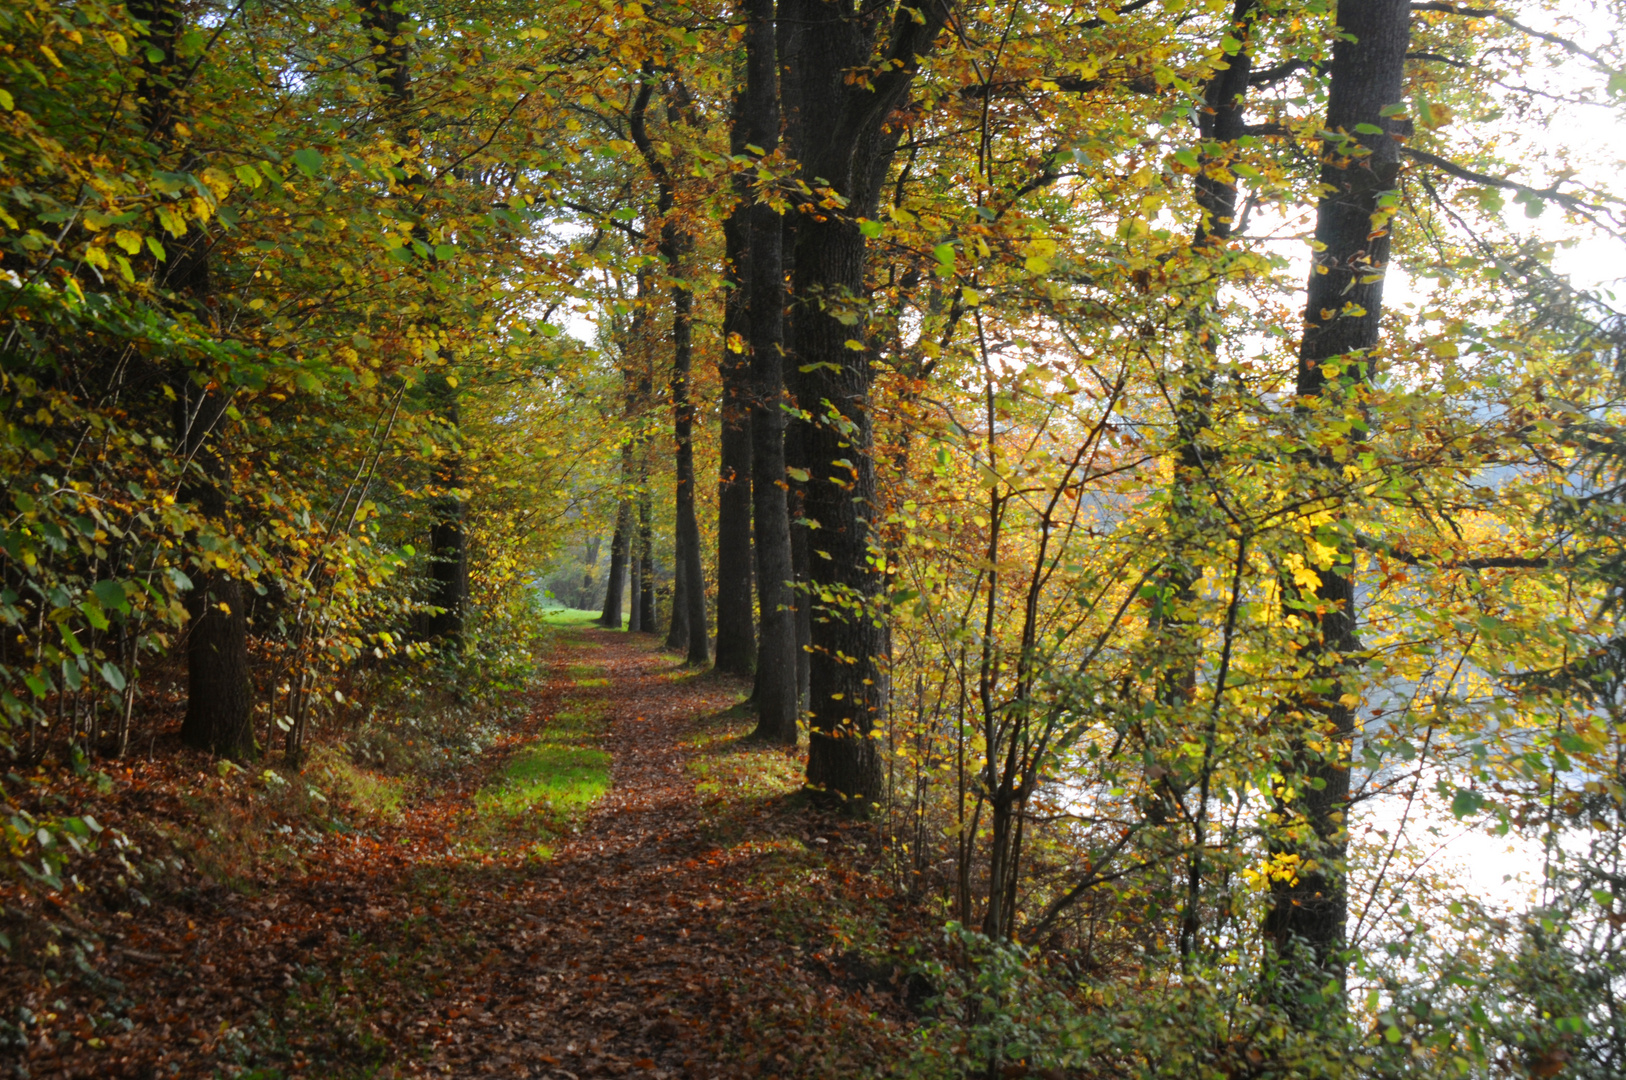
(1403, 146), (1598, 214)
(1357, 532), (1552, 570)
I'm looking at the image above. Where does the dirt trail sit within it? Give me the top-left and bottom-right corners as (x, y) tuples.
(421, 628), (765, 1078)
(7, 626), (914, 1080)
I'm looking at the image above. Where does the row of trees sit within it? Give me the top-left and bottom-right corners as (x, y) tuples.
(7, 0), (1626, 1070)
(553, 0), (1626, 1066)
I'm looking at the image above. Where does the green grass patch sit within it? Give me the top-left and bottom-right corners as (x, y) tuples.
(475, 742), (610, 820)
(470, 685), (612, 855)
(538, 606), (603, 627)
(683, 710), (804, 803)
(309, 745), (410, 820)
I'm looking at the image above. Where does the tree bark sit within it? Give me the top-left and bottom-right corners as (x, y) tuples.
(713, 99), (756, 674)
(176, 387), (255, 759)
(673, 275), (710, 666)
(628, 550), (643, 633)
(737, 0), (798, 742)
(601, 450), (633, 628)
(631, 76), (709, 666)
(424, 377), (466, 643)
(1264, 0), (1409, 1019)
(666, 525), (691, 650)
(359, 0), (466, 649)
(131, 0), (255, 759)
(782, 0), (952, 810)
(637, 476), (656, 632)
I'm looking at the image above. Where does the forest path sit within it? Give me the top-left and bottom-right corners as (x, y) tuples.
(11, 627), (917, 1080)
(416, 626), (768, 1079)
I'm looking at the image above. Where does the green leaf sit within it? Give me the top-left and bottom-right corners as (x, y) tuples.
(80, 599), (110, 631)
(99, 662), (126, 692)
(858, 219), (883, 239)
(234, 163), (263, 189)
(93, 580), (129, 613)
(1173, 148), (1200, 169)
(932, 242), (956, 268)
(785, 467), (810, 483)
(1354, 122), (1385, 135)
(434, 244), (458, 262)
(1451, 789), (1485, 819)
(292, 148), (326, 177)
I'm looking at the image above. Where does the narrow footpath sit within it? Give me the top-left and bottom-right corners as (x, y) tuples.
(9, 628), (923, 1080)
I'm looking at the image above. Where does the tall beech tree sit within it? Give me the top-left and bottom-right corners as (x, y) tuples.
(1263, 0), (1411, 1014)
(783, 0), (955, 807)
(713, 68), (756, 677)
(631, 73), (708, 667)
(600, 444), (634, 629)
(357, 0), (468, 648)
(743, 0), (799, 744)
(130, 0), (255, 758)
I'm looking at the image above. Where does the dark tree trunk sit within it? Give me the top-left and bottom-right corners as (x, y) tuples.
(714, 140), (756, 674)
(666, 525), (691, 650)
(739, 0), (797, 742)
(132, 0), (254, 759)
(360, 0), (466, 649)
(628, 551), (643, 633)
(601, 457), (632, 629)
(673, 279), (709, 666)
(638, 483), (656, 632)
(782, 0), (952, 810)
(423, 379), (466, 643)
(176, 389), (255, 759)
(1263, 0), (1409, 1019)
(631, 76), (709, 666)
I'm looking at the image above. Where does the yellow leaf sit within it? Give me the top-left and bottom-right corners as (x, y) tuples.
(1307, 539), (1339, 568)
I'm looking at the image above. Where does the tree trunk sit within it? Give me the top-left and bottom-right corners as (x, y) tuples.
(738, 0), (798, 742)
(783, 0), (952, 810)
(1264, 0), (1409, 1019)
(1163, 0), (1258, 965)
(666, 521), (691, 650)
(628, 551), (643, 633)
(673, 274), (710, 666)
(131, 0), (255, 759)
(424, 378), (466, 643)
(631, 76), (709, 666)
(601, 458), (632, 629)
(176, 388), (255, 759)
(714, 108), (756, 674)
(360, 0), (466, 649)
(638, 480), (656, 632)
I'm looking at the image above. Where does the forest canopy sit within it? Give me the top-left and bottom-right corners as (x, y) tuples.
(3, 0), (1626, 1076)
